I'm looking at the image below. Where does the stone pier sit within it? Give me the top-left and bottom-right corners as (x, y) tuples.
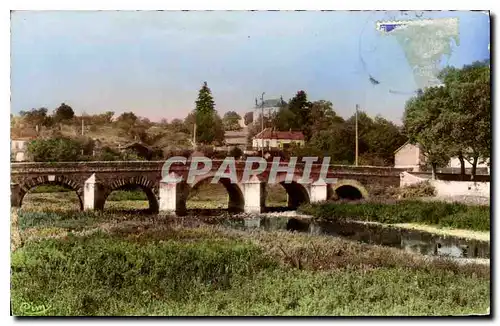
(243, 176), (266, 214)
(83, 174), (105, 210)
(159, 173), (186, 215)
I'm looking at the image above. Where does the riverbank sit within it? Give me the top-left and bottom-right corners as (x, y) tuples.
(298, 200), (490, 232)
(11, 209), (490, 316)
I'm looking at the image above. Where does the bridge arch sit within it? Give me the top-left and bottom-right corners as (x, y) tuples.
(330, 180), (369, 200)
(16, 175), (84, 210)
(184, 172), (245, 213)
(102, 176), (159, 213)
(268, 174), (311, 209)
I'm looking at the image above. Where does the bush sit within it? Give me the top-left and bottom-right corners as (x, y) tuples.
(367, 185), (399, 199)
(298, 200), (490, 231)
(399, 181), (436, 198)
(27, 137), (83, 162)
(229, 147), (243, 159)
(97, 146), (121, 161)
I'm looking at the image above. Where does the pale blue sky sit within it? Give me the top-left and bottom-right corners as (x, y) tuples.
(11, 11), (490, 123)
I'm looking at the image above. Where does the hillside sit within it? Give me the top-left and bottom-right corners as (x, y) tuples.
(11, 119), (193, 152)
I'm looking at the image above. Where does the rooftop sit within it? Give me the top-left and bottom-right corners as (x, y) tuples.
(253, 128), (304, 141)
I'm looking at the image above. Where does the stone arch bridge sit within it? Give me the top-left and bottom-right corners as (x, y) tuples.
(11, 161), (406, 215)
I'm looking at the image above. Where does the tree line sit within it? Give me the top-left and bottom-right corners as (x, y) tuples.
(403, 60), (490, 180)
(11, 59), (490, 172)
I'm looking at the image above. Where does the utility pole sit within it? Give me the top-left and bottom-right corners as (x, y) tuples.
(81, 118), (84, 136)
(193, 122), (197, 150)
(260, 92), (265, 157)
(355, 104), (359, 167)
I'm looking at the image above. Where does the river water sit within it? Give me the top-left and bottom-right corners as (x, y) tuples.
(223, 215), (490, 260)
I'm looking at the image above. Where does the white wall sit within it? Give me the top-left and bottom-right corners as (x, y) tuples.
(252, 138), (304, 149)
(11, 140), (28, 152)
(448, 157), (489, 169)
(432, 180), (490, 197)
(400, 172), (490, 198)
(394, 143), (422, 168)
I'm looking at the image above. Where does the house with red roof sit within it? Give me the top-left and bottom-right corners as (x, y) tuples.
(252, 128), (305, 150)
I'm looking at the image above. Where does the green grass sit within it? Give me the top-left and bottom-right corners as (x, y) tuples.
(16, 210), (101, 231)
(299, 200), (490, 232)
(11, 209), (490, 316)
(11, 229), (489, 316)
(107, 190), (147, 201)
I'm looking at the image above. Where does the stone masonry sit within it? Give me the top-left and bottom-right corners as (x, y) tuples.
(11, 161), (405, 215)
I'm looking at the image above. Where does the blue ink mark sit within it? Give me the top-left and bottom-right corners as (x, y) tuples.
(380, 23), (405, 33)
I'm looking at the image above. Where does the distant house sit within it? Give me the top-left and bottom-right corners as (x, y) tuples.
(252, 128), (305, 150)
(11, 137), (35, 162)
(394, 142), (426, 171)
(224, 129), (249, 151)
(394, 141), (490, 173)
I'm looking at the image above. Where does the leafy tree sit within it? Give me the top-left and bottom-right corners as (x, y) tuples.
(27, 137), (83, 162)
(169, 118), (189, 134)
(115, 112), (148, 141)
(438, 61), (490, 179)
(270, 91), (314, 140)
(403, 86), (452, 179)
(116, 112), (138, 126)
(287, 90), (313, 140)
(345, 110), (374, 158)
(195, 81), (215, 115)
(243, 112), (254, 126)
(193, 81), (224, 145)
(273, 108), (296, 131)
(97, 146), (122, 161)
(364, 116), (407, 166)
(304, 124), (355, 164)
(53, 103), (75, 123)
(222, 111), (242, 131)
(309, 100), (345, 131)
(19, 108), (52, 127)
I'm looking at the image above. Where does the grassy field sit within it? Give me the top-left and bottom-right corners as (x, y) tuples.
(299, 201), (490, 232)
(11, 209), (490, 316)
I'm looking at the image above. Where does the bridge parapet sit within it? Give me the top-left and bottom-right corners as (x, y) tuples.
(11, 160), (403, 214)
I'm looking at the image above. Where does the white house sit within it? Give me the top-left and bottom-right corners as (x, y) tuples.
(252, 128), (305, 150)
(394, 142), (426, 171)
(11, 138), (34, 162)
(394, 141), (490, 173)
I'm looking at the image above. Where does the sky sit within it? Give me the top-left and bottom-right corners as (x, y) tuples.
(10, 10), (490, 124)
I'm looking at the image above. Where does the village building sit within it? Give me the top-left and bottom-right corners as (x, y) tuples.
(252, 128), (305, 150)
(11, 137), (36, 162)
(223, 129), (249, 151)
(394, 141), (490, 174)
